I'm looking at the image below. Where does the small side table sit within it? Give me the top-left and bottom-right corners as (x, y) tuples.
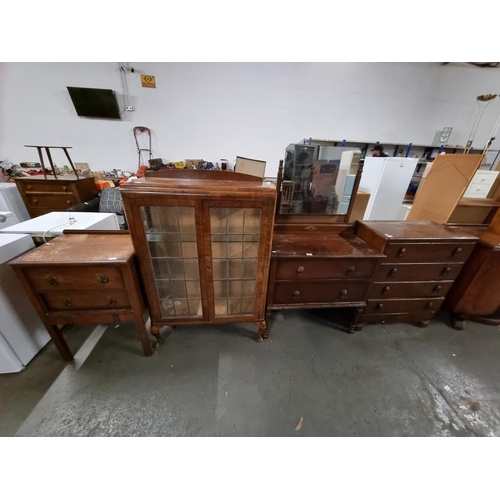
(9, 232), (152, 360)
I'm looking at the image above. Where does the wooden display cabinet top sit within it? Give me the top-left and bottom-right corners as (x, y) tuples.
(121, 170), (275, 195)
(12, 233), (133, 264)
(356, 220), (478, 245)
(271, 232), (385, 259)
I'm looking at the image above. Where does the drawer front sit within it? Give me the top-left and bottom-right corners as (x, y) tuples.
(41, 290), (130, 311)
(365, 297), (444, 314)
(373, 263), (463, 282)
(368, 281), (453, 299)
(21, 182), (73, 193)
(272, 280), (369, 305)
(359, 311), (435, 325)
(275, 258), (377, 281)
(25, 193), (77, 209)
(384, 242), (474, 263)
(465, 183), (490, 197)
(25, 266), (125, 291)
(47, 311), (135, 325)
(470, 171), (498, 185)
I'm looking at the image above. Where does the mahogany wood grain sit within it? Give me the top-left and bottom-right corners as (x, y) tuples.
(373, 263), (463, 282)
(365, 298), (444, 314)
(367, 281), (453, 299)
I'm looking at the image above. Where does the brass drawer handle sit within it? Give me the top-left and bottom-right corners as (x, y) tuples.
(61, 298), (73, 307)
(442, 267), (451, 276)
(32, 199), (38, 204)
(433, 285), (442, 294)
(27, 185), (32, 190)
(389, 267), (397, 277)
(44, 275), (58, 286)
(96, 273), (109, 284)
(347, 266), (356, 276)
(452, 247), (462, 256)
(292, 290), (301, 299)
(425, 302), (433, 309)
(297, 266), (305, 276)
(376, 303), (384, 310)
(106, 297), (117, 306)
(63, 186), (68, 191)
(66, 200), (71, 205)
(397, 248), (407, 257)
(382, 286), (390, 295)
(340, 289), (348, 298)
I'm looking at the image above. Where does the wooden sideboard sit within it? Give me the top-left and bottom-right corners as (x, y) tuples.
(353, 221), (478, 328)
(15, 177), (97, 217)
(446, 213), (500, 328)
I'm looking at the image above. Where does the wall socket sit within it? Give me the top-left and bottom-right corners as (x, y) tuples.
(126, 106), (134, 111)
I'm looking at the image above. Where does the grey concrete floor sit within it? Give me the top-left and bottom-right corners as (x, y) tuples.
(1, 309), (499, 437)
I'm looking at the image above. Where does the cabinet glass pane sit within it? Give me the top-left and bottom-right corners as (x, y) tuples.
(210, 207), (260, 317)
(141, 206), (202, 318)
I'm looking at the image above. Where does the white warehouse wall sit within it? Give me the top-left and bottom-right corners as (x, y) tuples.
(1, 62), (500, 177)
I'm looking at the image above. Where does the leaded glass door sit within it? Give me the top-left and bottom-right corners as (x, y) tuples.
(140, 205), (205, 320)
(208, 205), (262, 318)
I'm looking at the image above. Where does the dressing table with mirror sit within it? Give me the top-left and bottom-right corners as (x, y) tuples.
(266, 143), (386, 332)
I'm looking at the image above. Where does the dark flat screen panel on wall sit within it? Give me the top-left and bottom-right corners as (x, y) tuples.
(67, 87), (121, 119)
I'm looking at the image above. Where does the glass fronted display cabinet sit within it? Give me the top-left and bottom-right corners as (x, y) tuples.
(120, 170), (276, 344)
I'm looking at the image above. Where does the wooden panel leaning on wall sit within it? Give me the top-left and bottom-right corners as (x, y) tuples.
(120, 170), (276, 344)
(406, 154), (484, 224)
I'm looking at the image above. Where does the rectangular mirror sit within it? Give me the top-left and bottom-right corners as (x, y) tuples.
(280, 143), (361, 215)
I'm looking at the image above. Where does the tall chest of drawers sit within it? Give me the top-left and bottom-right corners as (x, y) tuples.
(353, 221), (478, 328)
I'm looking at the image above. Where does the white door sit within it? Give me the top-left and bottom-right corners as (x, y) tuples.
(368, 158), (417, 220)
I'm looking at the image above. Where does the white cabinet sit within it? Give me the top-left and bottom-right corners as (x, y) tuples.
(0, 234), (50, 373)
(0, 183), (30, 222)
(463, 170), (499, 199)
(359, 157), (418, 220)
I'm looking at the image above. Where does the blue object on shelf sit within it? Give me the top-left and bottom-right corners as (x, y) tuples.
(342, 139), (346, 147)
(406, 143), (412, 157)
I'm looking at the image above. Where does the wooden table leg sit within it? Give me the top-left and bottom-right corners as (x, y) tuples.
(47, 323), (73, 361)
(135, 314), (153, 356)
(349, 306), (365, 333)
(255, 320), (267, 342)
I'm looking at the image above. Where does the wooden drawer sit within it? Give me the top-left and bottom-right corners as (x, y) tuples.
(272, 280), (369, 305)
(24, 265), (125, 291)
(359, 311), (435, 325)
(40, 290), (131, 311)
(275, 258), (377, 281)
(21, 182), (73, 193)
(367, 280), (453, 299)
(365, 297), (444, 314)
(25, 193), (77, 209)
(384, 242), (474, 263)
(373, 263), (463, 282)
(47, 310), (135, 325)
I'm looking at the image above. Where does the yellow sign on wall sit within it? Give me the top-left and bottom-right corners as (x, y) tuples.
(140, 74), (156, 88)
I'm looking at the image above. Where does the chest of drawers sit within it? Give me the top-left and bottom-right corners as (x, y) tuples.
(15, 177), (98, 218)
(9, 232), (152, 360)
(354, 220), (478, 328)
(266, 230), (385, 332)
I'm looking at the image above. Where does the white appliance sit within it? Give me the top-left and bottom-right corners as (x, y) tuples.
(0, 211), (120, 237)
(0, 233), (50, 373)
(0, 211), (20, 229)
(0, 183), (30, 222)
(360, 157), (418, 220)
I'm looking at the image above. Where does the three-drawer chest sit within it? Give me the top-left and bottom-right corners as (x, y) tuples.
(353, 221), (478, 328)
